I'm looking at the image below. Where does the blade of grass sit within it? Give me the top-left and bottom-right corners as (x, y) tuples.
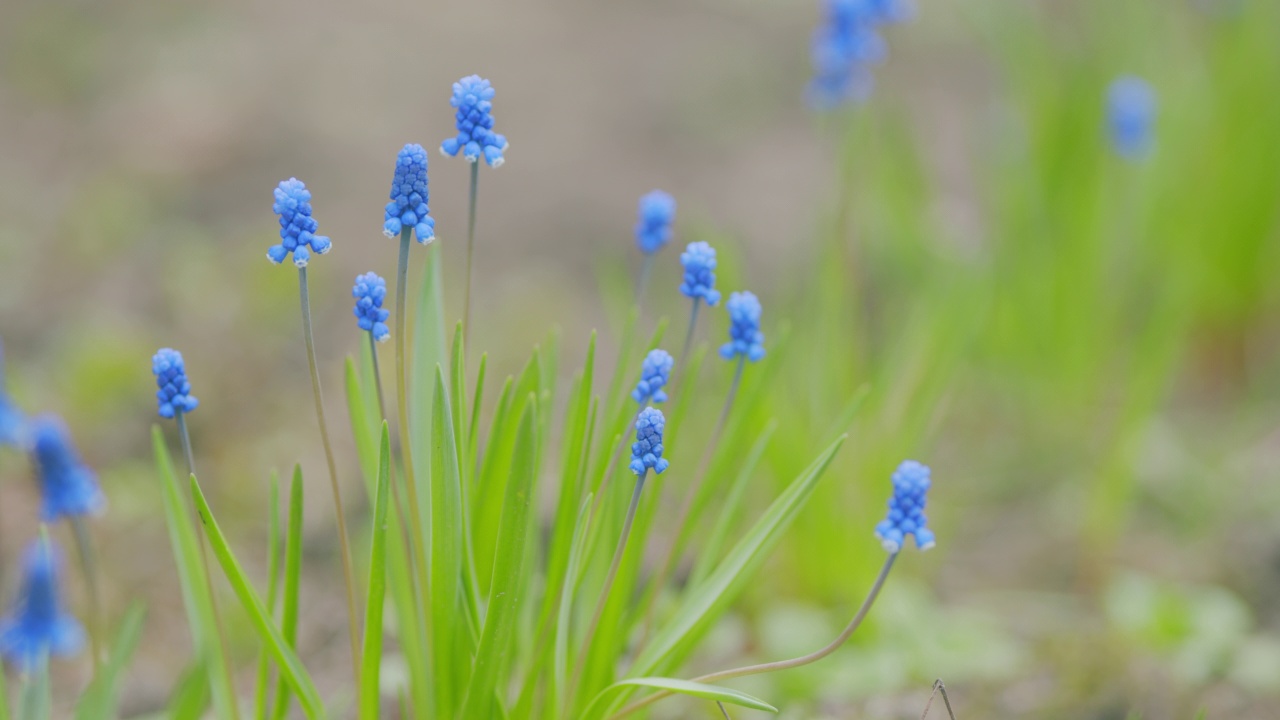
(358, 425), (392, 720)
(254, 473), (283, 720)
(429, 365), (469, 717)
(270, 466), (304, 720)
(581, 678), (777, 719)
(551, 493), (595, 718)
(168, 661), (210, 720)
(73, 603), (146, 720)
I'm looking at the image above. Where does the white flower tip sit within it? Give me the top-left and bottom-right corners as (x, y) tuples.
(266, 253), (282, 265)
(490, 157), (505, 168)
(417, 235), (436, 246)
(382, 228), (397, 239)
(293, 257), (309, 268)
(880, 538), (901, 553)
(918, 540), (936, 551)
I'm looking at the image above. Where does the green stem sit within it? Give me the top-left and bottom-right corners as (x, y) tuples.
(368, 331), (388, 420)
(69, 516), (101, 672)
(463, 161), (480, 344)
(298, 266), (361, 682)
(677, 299), (701, 380)
(613, 553), (898, 719)
(636, 255), (655, 310)
(16, 655), (49, 720)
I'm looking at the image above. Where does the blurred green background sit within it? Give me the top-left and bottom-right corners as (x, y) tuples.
(1, 0), (1278, 716)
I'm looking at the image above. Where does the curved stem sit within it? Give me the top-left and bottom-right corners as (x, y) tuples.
(568, 471), (648, 712)
(610, 553), (898, 720)
(299, 266), (361, 681)
(368, 331), (388, 419)
(68, 517), (101, 670)
(678, 299), (701, 373)
(463, 161), (480, 345)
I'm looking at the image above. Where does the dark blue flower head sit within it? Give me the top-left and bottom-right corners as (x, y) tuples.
(679, 241), (721, 306)
(269, 178), (332, 267)
(152, 348), (199, 419)
(1107, 75), (1156, 160)
(353, 272), (391, 343)
(0, 340), (26, 448)
(32, 416), (103, 522)
(631, 349), (674, 405)
(383, 144), (437, 244)
(874, 460), (934, 552)
(720, 291), (765, 363)
(629, 407), (670, 476)
(441, 76), (508, 168)
(0, 540), (83, 670)
(808, 0), (910, 108)
(635, 191), (676, 256)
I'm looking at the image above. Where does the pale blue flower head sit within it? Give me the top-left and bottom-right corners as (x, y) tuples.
(0, 340), (26, 448)
(635, 191), (676, 255)
(1107, 75), (1156, 160)
(441, 76), (508, 167)
(152, 348), (199, 419)
(269, 178), (332, 267)
(383, 144), (436, 244)
(720, 291), (765, 363)
(629, 407), (670, 476)
(0, 540), (83, 670)
(32, 416), (103, 522)
(874, 460), (934, 552)
(632, 349), (674, 405)
(808, 0), (910, 108)
(353, 272), (391, 343)
(680, 241), (721, 306)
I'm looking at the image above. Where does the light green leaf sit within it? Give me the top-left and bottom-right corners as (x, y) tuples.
(580, 678), (777, 719)
(345, 356), (379, 499)
(74, 603), (146, 720)
(270, 466), (304, 720)
(254, 473), (283, 720)
(358, 425), (392, 720)
(552, 493), (595, 718)
(167, 661), (210, 720)
(430, 365), (469, 717)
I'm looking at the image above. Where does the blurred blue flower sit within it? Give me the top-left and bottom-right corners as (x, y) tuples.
(383, 144), (437, 244)
(441, 76), (508, 168)
(629, 407), (670, 476)
(635, 191), (676, 256)
(874, 460), (934, 552)
(720, 291), (766, 362)
(353, 272), (391, 343)
(0, 341), (25, 448)
(632, 349), (674, 405)
(0, 540), (83, 670)
(1107, 75), (1156, 160)
(808, 0), (910, 108)
(152, 348), (199, 420)
(679, 242), (722, 306)
(32, 416), (103, 522)
(268, 178), (332, 267)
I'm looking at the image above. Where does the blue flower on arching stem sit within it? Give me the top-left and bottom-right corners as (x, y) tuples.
(0, 341), (26, 448)
(1107, 75), (1156, 160)
(0, 540), (83, 670)
(32, 416), (103, 522)
(808, 0), (911, 108)
(382, 144), (436, 244)
(441, 76), (509, 168)
(635, 191), (676, 256)
(720, 291), (766, 362)
(874, 460), (934, 552)
(629, 407), (670, 476)
(353, 272), (391, 343)
(152, 348), (199, 419)
(268, 178), (332, 267)
(679, 242), (721, 306)
(632, 349), (674, 405)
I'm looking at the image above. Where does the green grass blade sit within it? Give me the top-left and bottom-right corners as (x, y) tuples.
(410, 242), (449, 492)
(168, 661), (210, 720)
(430, 365), (468, 716)
(580, 678), (777, 719)
(151, 426), (238, 720)
(345, 357), (380, 498)
(467, 353), (488, 477)
(270, 466), (304, 720)
(459, 398), (539, 719)
(74, 603), (146, 720)
(358, 425), (392, 720)
(189, 475), (326, 719)
(18, 659), (51, 720)
(552, 493), (595, 718)
(254, 473), (283, 720)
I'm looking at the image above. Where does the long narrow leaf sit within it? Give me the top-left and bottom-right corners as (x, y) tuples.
(74, 603), (146, 720)
(429, 365), (468, 716)
(190, 476), (326, 719)
(254, 473), (283, 720)
(552, 493), (595, 718)
(580, 678), (777, 719)
(270, 466), (304, 720)
(167, 661), (210, 720)
(358, 425), (392, 720)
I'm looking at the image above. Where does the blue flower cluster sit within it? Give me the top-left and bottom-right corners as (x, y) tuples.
(441, 76), (509, 168)
(268, 178), (332, 267)
(0, 540), (83, 670)
(629, 407), (670, 476)
(635, 191), (676, 256)
(0, 342), (24, 448)
(809, 0), (910, 108)
(720, 291), (766, 362)
(152, 348), (199, 419)
(32, 416), (103, 522)
(353, 272), (391, 342)
(875, 460), (935, 552)
(679, 242), (721, 306)
(1107, 75), (1156, 160)
(632, 349), (674, 405)
(383, 144), (437, 244)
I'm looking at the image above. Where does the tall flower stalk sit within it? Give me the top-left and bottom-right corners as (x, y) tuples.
(634, 190), (675, 306)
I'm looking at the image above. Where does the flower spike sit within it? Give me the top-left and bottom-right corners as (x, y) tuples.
(152, 348), (199, 419)
(720, 291), (766, 363)
(632, 349), (674, 405)
(875, 460), (935, 552)
(383, 144), (437, 243)
(32, 415), (103, 522)
(0, 540), (83, 670)
(269, 178), (331, 267)
(441, 76), (508, 167)
(635, 191), (676, 256)
(353, 272), (391, 342)
(680, 241), (721, 306)
(1107, 75), (1156, 160)
(629, 407), (670, 476)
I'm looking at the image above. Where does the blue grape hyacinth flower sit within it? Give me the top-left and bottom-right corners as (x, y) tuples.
(631, 349), (674, 405)
(32, 416), (103, 522)
(635, 191), (676, 256)
(383, 144), (437, 244)
(629, 407), (670, 476)
(808, 0), (910, 108)
(152, 348), (199, 419)
(720, 291), (766, 362)
(1107, 75), (1156, 160)
(353, 272), (391, 343)
(0, 341), (25, 448)
(268, 178), (332, 267)
(0, 540), (83, 670)
(441, 76), (509, 168)
(875, 460), (935, 552)
(679, 241), (722, 306)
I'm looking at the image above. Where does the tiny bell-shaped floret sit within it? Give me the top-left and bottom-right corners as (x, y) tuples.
(628, 407), (670, 476)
